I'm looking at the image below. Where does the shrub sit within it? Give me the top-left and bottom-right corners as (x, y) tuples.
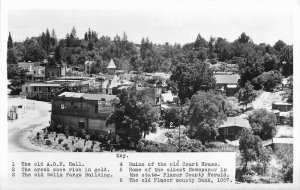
(73, 147), (83, 152)
(275, 145), (293, 183)
(248, 109), (277, 140)
(45, 140), (52, 146)
(242, 170), (258, 183)
(85, 148), (94, 152)
(205, 142), (238, 152)
(62, 143), (68, 148)
(256, 70), (282, 92)
(58, 139), (64, 144)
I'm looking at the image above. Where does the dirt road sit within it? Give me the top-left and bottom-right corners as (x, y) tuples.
(252, 91), (284, 110)
(8, 99), (52, 152)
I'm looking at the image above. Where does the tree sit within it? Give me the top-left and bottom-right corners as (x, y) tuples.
(286, 76), (293, 103)
(239, 129), (263, 169)
(7, 31), (13, 49)
(163, 107), (182, 128)
(237, 81), (256, 109)
(45, 29), (51, 52)
(248, 109), (277, 140)
(238, 32), (251, 44)
(188, 90), (228, 144)
(7, 49), (17, 64)
(258, 147), (272, 174)
(279, 45), (293, 76)
(170, 62), (216, 104)
(197, 50), (207, 62)
(23, 38), (46, 62)
(208, 36), (216, 59)
(263, 53), (279, 72)
(275, 144), (293, 182)
(257, 70), (282, 92)
(50, 29), (57, 47)
(109, 89), (160, 145)
(194, 34), (208, 50)
(273, 40), (287, 52)
(214, 37), (233, 61)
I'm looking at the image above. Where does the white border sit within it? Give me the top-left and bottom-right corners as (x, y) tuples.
(1, 0), (300, 189)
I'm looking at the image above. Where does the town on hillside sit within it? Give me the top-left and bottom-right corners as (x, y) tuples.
(7, 29), (293, 183)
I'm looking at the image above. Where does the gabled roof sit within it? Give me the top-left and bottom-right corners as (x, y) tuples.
(107, 59), (117, 69)
(219, 117), (250, 128)
(215, 74), (240, 85)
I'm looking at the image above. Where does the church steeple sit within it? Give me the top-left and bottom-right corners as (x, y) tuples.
(107, 59), (117, 75)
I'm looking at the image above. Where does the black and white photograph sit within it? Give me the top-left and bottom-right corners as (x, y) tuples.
(1, 0), (299, 189)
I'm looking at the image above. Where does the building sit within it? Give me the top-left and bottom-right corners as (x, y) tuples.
(107, 59), (117, 76)
(218, 116), (251, 141)
(18, 62), (41, 70)
(265, 138), (293, 151)
(51, 76), (95, 88)
(214, 74), (240, 96)
(21, 82), (61, 101)
(101, 59), (133, 95)
(51, 92), (117, 136)
(272, 102), (293, 112)
(25, 66), (45, 82)
(45, 63), (67, 80)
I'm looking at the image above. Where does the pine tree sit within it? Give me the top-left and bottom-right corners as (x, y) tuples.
(71, 26), (77, 38)
(7, 31), (13, 49)
(45, 29), (51, 52)
(84, 32), (88, 40)
(50, 29), (57, 47)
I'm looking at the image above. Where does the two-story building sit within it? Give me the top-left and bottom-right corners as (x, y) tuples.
(18, 61), (41, 70)
(51, 92), (117, 137)
(25, 66), (45, 82)
(21, 82), (61, 101)
(45, 63), (67, 80)
(214, 74), (240, 96)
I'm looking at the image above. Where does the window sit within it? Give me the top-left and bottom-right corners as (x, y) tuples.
(224, 128), (228, 135)
(26, 87), (28, 92)
(156, 97), (160, 104)
(79, 121), (85, 129)
(33, 87), (37, 92)
(95, 104), (98, 113)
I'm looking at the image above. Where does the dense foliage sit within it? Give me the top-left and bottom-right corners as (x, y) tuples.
(248, 109), (277, 140)
(187, 90), (228, 144)
(239, 129), (263, 169)
(237, 81), (256, 109)
(108, 88), (160, 146)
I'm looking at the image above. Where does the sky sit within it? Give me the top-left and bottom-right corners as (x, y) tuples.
(6, 0), (296, 45)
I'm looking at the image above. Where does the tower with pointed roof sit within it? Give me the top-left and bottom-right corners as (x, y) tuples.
(107, 59), (117, 75)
